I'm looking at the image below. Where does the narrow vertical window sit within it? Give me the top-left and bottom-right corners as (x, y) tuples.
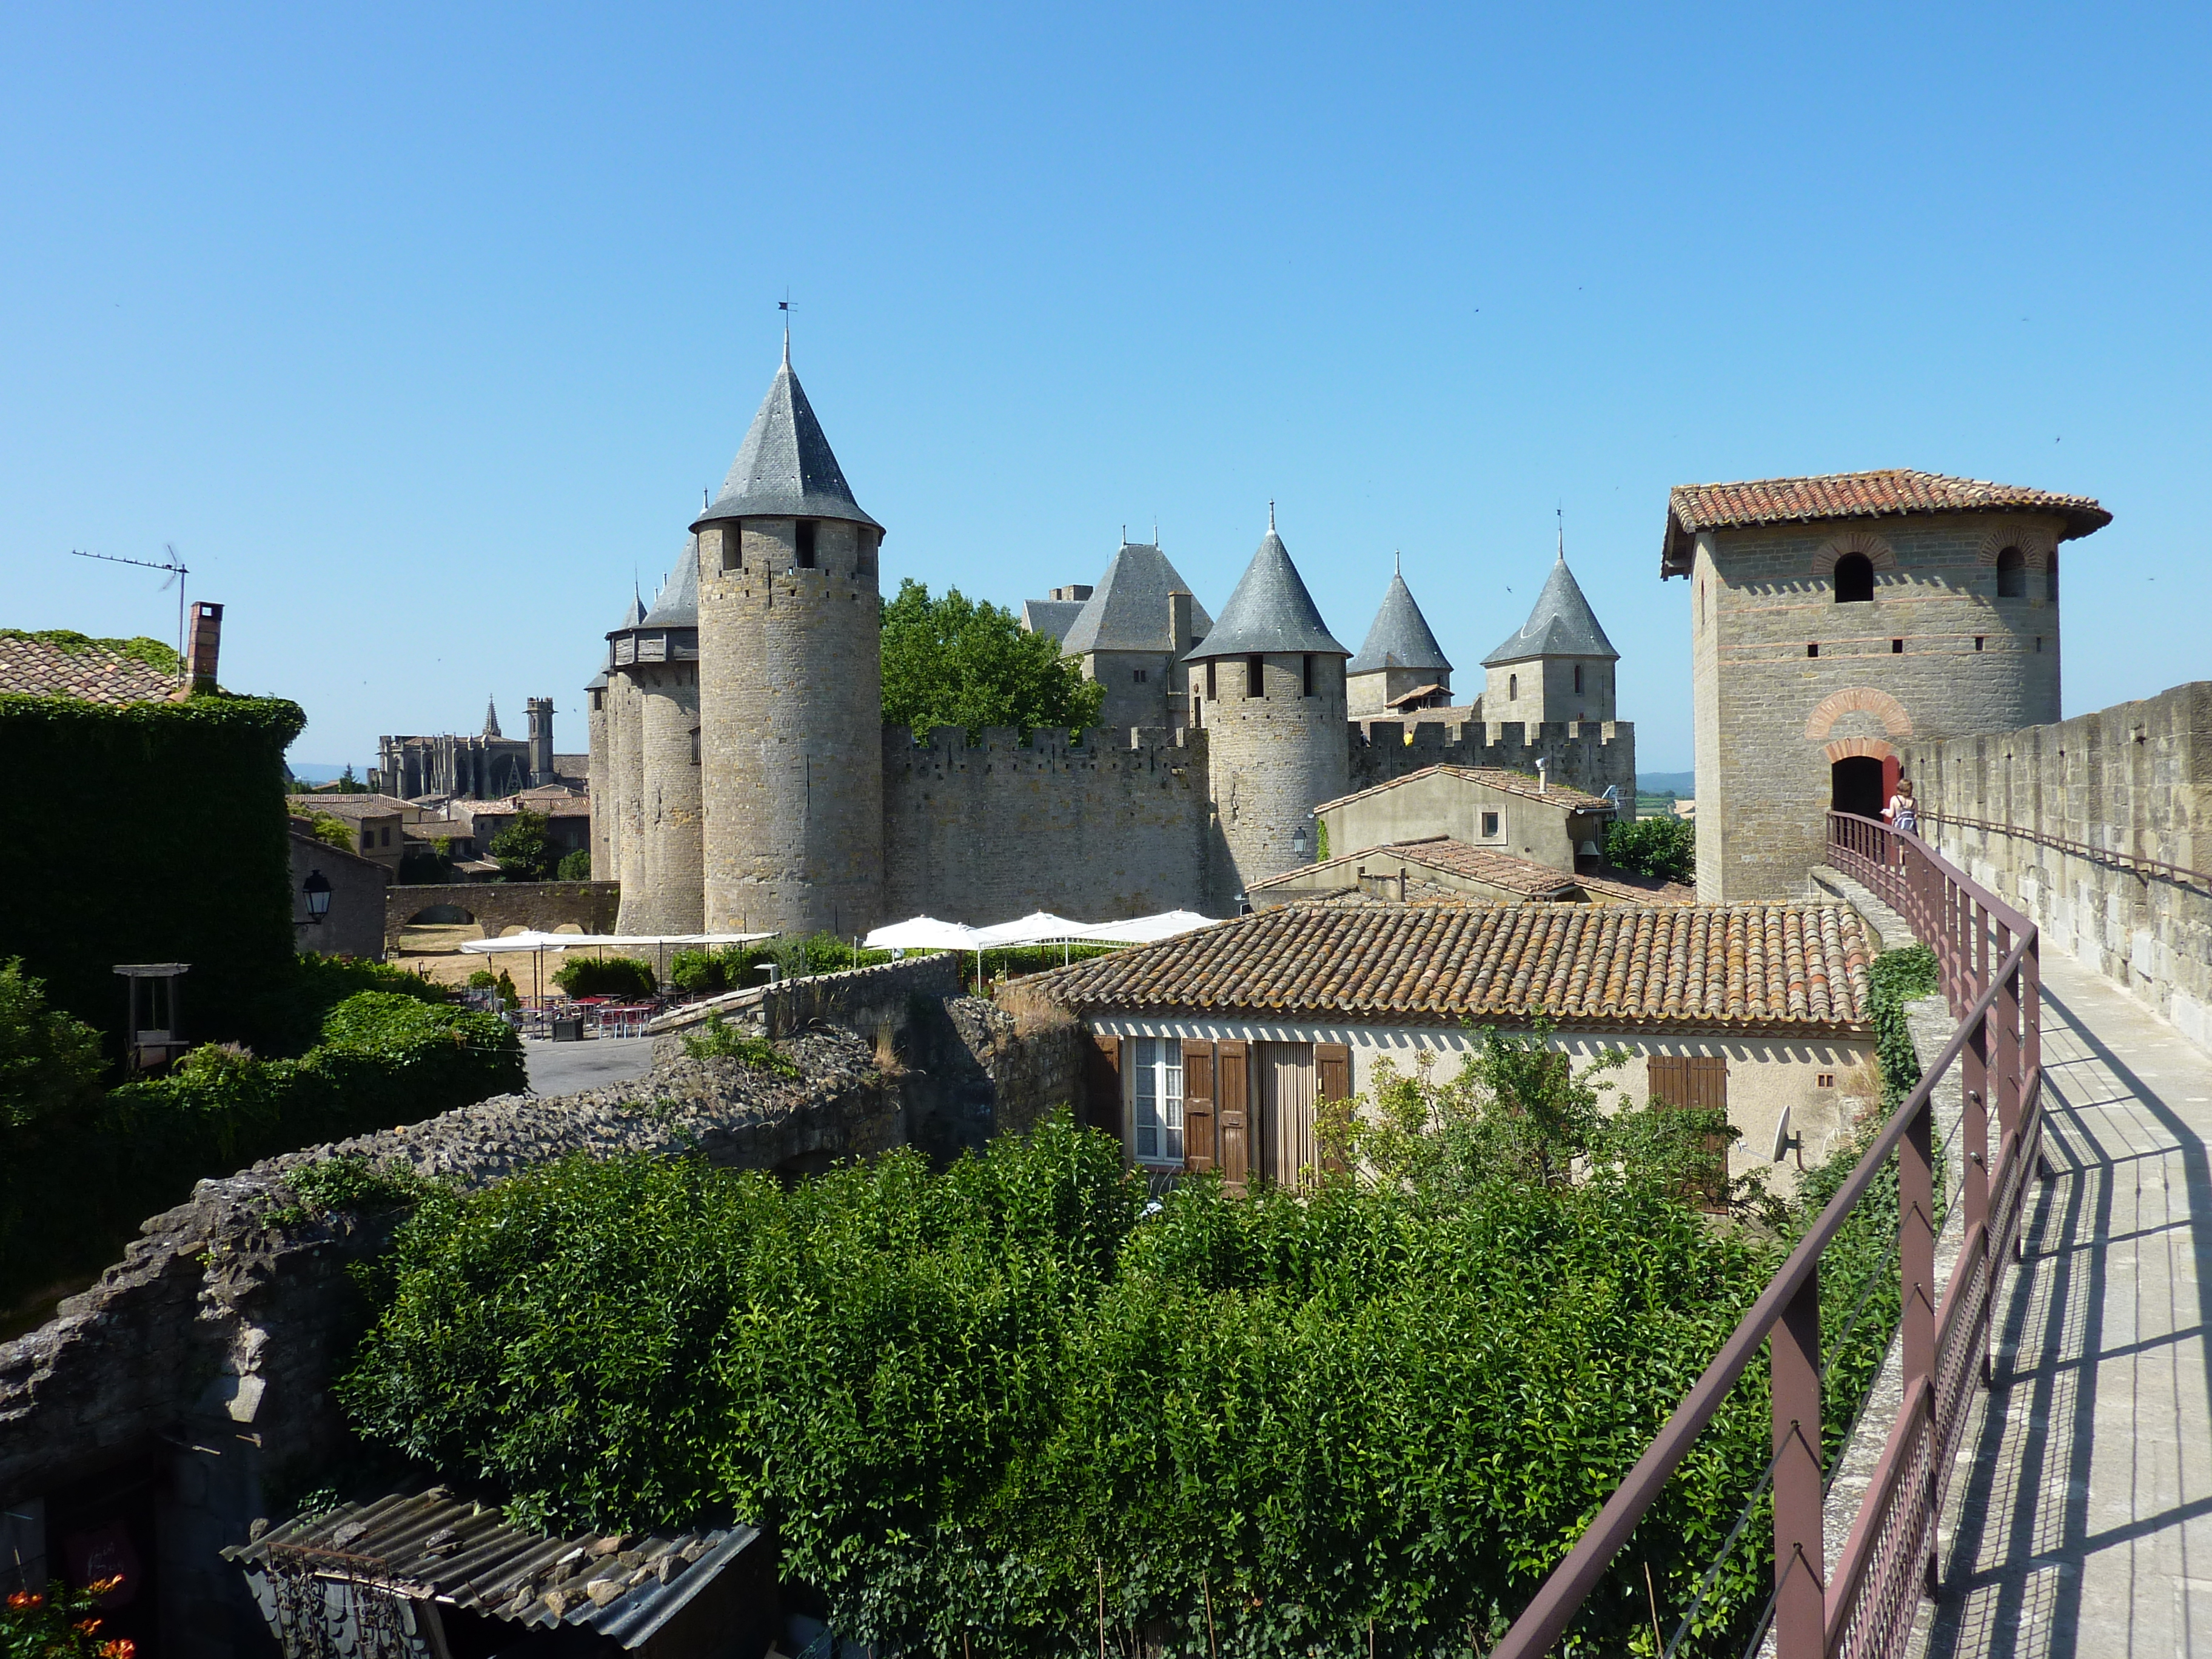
(1891, 638), (1904, 654)
(796, 520), (818, 568)
(1301, 654), (1315, 697)
(1995, 546), (2025, 598)
(1205, 660), (1217, 701)
(2046, 549), (2059, 601)
(1807, 643), (1818, 658)
(1974, 637), (1985, 652)
(720, 526), (742, 572)
(1247, 655), (1265, 699)
(1509, 673), (1518, 700)
(1574, 663), (1583, 693)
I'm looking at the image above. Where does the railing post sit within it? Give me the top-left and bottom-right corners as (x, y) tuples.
(1901, 1086), (1937, 1416)
(1772, 1267), (1825, 1659)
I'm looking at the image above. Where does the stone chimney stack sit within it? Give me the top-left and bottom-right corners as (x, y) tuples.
(184, 602), (223, 694)
(526, 697), (554, 787)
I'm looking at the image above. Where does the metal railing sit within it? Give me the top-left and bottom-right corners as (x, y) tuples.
(1917, 808), (2212, 897)
(1492, 812), (2042, 1659)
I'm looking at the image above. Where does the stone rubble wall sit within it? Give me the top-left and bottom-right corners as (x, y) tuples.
(1903, 680), (2212, 1050)
(646, 952), (962, 1062)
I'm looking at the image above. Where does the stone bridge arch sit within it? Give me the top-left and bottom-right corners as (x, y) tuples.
(384, 880), (620, 955)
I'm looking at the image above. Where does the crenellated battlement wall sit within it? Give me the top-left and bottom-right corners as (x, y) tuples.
(883, 723), (1212, 922)
(1350, 717), (1638, 809)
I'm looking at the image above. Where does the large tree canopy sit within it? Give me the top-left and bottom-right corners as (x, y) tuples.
(880, 580), (1104, 738)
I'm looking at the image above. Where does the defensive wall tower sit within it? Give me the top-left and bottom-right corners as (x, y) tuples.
(526, 697), (555, 786)
(1665, 468), (2110, 902)
(1347, 558), (1453, 716)
(694, 342), (886, 937)
(1185, 509), (1351, 911)
(584, 640), (612, 878)
(1483, 541), (1619, 726)
(600, 592), (649, 902)
(611, 545), (703, 933)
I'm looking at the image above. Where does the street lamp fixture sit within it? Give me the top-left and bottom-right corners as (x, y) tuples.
(303, 868), (332, 925)
(1292, 820), (1310, 861)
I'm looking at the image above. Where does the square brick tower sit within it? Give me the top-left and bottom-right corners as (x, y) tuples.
(1665, 470), (2109, 902)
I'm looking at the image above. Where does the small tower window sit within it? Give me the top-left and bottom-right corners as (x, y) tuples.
(1301, 654), (1315, 697)
(1573, 663), (1583, 694)
(1509, 673), (1518, 700)
(1133, 667), (1148, 683)
(1892, 638), (1904, 653)
(689, 728), (701, 765)
(1807, 643), (1818, 658)
(1834, 553), (1874, 603)
(2046, 548), (2059, 601)
(720, 527), (742, 572)
(1995, 546), (2025, 597)
(1246, 655), (1265, 699)
(1205, 660), (1217, 701)
(796, 520), (818, 568)
(1975, 636), (1985, 651)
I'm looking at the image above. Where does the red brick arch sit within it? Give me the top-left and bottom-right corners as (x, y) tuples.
(1973, 525), (2056, 569)
(1809, 530), (1898, 578)
(1823, 737), (1899, 763)
(1804, 686), (1914, 742)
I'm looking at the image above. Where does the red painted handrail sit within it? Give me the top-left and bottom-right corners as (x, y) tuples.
(1489, 814), (2038, 1659)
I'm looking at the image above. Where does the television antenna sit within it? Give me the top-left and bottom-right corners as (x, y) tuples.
(70, 545), (190, 680)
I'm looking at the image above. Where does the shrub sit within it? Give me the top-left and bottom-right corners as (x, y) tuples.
(1606, 813), (1696, 884)
(556, 848), (592, 881)
(1, 1575), (133, 1657)
(264, 1153), (440, 1227)
(1868, 944), (1940, 1109)
(677, 1014), (798, 1075)
(305, 811), (356, 852)
(0, 958), (106, 1129)
(552, 956), (657, 999)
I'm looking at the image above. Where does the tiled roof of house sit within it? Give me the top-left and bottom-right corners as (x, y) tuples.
(1251, 839), (1580, 902)
(473, 785), (591, 816)
(292, 792), (410, 816)
(0, 632), (179, 705)
(1318, 764), (1613, 818)
(1032, 901), (1871, 1031)
(1662, 469), (2111, 575)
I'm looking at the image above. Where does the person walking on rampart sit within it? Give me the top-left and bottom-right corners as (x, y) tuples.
(1882, 776), (1919, 861)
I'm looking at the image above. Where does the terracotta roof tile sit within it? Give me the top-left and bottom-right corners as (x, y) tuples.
(1030, 901), (1871, 1033)
(1662, 469), (2110, 574)
(1318, 764), (1613, 819)
(0, 634), (178, 705)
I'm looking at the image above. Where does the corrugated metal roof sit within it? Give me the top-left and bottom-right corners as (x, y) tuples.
(223, 1485), (760, 1649)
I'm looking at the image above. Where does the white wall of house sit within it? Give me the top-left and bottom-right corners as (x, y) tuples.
(1087, 1014), (1876, 1196)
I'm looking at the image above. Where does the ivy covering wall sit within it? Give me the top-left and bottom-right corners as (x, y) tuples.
(0, 690), (306, 1051)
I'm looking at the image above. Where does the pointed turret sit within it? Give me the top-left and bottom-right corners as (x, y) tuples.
(692, 358), (881, 532)
(640, 535), (701, 627)
(483, 695), (502, 739)
(1184, 516), (1350, 663)
(1482, 548), (1619, 725)
(1347, 562), (1452, 716)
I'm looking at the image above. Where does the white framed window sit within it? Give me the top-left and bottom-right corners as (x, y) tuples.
(1130, 1036), (1184, 1165)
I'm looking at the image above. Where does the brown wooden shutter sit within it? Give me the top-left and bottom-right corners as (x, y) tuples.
(1647, 1054), (1729, 1210)
(1182, 1041), (1216, 1173)
(1085, 1034), (1122, 1140)
(1316, 1042), (1352, 1175)
(1215, 1039), (1250, 1191)
(1647, 1054), (1690, 1107)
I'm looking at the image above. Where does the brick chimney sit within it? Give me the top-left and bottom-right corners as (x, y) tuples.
(184, 602), (223, 693)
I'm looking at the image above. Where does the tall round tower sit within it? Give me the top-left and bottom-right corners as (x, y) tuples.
(614, 541), (703, 933)
(584, 641), (612, 879)
(694, 342), (886, 937)
(1185, 509), (1352, 911)
(600, 591), (648, 900)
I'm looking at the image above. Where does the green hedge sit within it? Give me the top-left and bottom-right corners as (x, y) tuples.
(553, 956), (657, 999)
(0, 691), (305, 1054)
(0, 990), (523, 1313)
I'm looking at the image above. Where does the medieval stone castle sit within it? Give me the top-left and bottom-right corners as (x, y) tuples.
(586, 345), (1637, 937)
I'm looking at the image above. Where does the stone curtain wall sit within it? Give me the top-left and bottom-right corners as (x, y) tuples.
(1350, 717), (1638, 810)
(648, 951), (963, 1057)
(1690, 514), (2066, 903)
(882, 725), (1212, 924)
(381, 879), (620, 953)
(1905, 681), (2212, 1048)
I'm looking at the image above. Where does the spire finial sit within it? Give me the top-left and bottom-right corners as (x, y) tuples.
(1268, 500), (1276, 534)
(1557, 504), (1566, 561)
(779, 292), (793, 366)
(1395, 549), (1402, 576)
(1121, 523), (1128, 547)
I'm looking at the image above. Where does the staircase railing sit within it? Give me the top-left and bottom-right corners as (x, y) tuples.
(1490, 813), (2040, 1659)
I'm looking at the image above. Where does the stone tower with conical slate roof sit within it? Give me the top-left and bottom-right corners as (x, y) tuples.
(693, 341), (887, 936)
(1184, 509), (1351, 908)
(1482, 545), (1619, 725)
(1347, 560), (1453, 716)
(583, 626), (615, 879)
(612, 543), (703, 933)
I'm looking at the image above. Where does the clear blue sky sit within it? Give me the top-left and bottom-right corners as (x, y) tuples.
(5, 2), (2206, 775)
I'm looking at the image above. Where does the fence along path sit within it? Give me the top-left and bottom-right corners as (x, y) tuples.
(1493, 814), (2047, 1659)
(1908, 947), (2212, 1659)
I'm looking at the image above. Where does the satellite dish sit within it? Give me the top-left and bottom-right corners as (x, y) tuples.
(1771, 1105), (1798, 1165)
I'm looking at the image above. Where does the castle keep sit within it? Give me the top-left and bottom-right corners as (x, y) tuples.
(591, 349), (1637, 933)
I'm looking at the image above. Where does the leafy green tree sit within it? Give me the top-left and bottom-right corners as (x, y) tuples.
(304, 811), (355, 853)
(489, 808), (555, 881)
(555, 847), (592, 881)
(0, 958), (106, 1128)
(1607, 813), (1696, 884)
(880, 579), (1104, 739)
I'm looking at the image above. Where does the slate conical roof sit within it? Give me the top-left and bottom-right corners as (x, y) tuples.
(483, 696), (502, 739)
(1184, 517), (1349, 661)
(1483, 554), (1618, 666)
(640, 536), (700, 627)
(1348, 568), (1451, 675)
(692, 348), (882, 532)
(1062, 542), (1215, 655)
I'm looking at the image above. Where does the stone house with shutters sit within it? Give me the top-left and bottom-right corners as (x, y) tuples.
(1004, 900), (1881, 1198)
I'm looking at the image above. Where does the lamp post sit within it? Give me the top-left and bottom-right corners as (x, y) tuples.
(303, 868), (332, 925)
(1292, 821), (1310, 862)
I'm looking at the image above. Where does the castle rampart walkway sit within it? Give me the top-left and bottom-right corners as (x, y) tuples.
(1912, 950), (2212, 1658)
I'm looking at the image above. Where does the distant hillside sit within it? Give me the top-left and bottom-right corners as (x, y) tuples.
(1638, 771), (1695, 796)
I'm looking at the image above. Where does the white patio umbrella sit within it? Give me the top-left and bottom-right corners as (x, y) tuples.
(1077, 910), (1219, 946)
(863, 917), (982, 951)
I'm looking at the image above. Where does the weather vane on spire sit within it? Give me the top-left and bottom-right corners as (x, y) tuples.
(1268, 500), (1276, 534)
(779, 292), (794, 364)
(1557, 503), (1566, 560)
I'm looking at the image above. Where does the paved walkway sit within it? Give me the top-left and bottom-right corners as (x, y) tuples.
(1913, 951), (2212, 1658)
(521, 1035), (655, 1096)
